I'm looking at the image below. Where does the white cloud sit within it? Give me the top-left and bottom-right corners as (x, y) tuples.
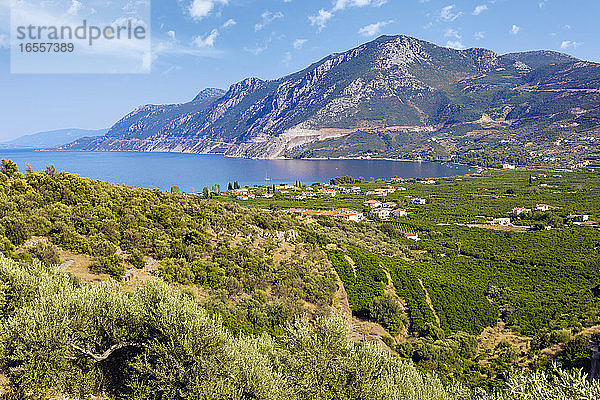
(309, 0), (386, 31)
(444, 28), (461, 39)
(309, 9), (333, 31)
(189, 0), (228, 21)
(193, 29), (219, 48)
(167, 30), (176, 40)
(474, 31), (485, 40)
(510, 24), (520, 35)
(358, 20), (394, 37)
(67, 0), (82, 16)
(283, 51), (292, 67)
(440, 5), (462, 22)
(293, 39), (307, 50)
(564, 24), (571, 30)
(244, 45), (268, 55)
(446, 40), (465, 50)
(560, 40), (583, 50)
(223, 18), (236, 28)
(0, 33), (8, 49)
(333, 0), (374, 11)
(255, 11), (284, 31)
(473, 4), (487, 15)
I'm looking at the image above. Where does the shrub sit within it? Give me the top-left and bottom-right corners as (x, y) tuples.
(90, 255), (124, 279)
(28, 243), (61, 265)
(368, 294), (405, 335)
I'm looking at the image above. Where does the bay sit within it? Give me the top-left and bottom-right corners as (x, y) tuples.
(0, 150), (473, 191)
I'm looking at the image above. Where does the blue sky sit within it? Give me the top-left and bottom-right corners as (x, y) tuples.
(0, 0), (598, 141)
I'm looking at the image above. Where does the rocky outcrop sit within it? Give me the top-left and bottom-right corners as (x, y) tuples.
(61, 35), (599, 159)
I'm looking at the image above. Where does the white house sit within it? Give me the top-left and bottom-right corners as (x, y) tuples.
(370, 208), (392, 220)
(404, 232), (420, 241)
(364, 200), (382, 208)
(411, 198), (426, 205)
(536, 204), (551, 211)
(391, 209), (407, 217)
(511, 207), (530, 215)
(491, 218), (511, 226)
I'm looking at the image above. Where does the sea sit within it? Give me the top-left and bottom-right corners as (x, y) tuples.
(0, 150), (473, 191)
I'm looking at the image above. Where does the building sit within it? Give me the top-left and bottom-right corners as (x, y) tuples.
(567, 214), (590, 222)
(285, 208), (364, 222)
(370, 208), (392, 220)
(350, 186), (361, 193)
(491, 218), (511, 226)
(536, 204), (551, 211)
(364, 200), (382, 208)
(411, 198), (426, 205)
(325, 208), (364, 222)
(503, 163), (516, 170)
(511, 207), (530, 215)
(404, 232), (420, 241)
(391, 209), (407, 217)
(382, 202), (398, 209)
(318, 189), (337, 197)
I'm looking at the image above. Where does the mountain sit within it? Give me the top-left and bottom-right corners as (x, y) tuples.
(2, 128), (107, 149)
(62, 35), (600, 162)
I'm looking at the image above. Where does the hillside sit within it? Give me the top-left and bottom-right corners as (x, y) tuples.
(1, 128), (107, 149)
(2, 159), (600, 393)
(61, 35), (600, 166)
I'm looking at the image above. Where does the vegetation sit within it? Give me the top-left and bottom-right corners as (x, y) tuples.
(1, 256), (600, 399)
(2, 161), (600, 396)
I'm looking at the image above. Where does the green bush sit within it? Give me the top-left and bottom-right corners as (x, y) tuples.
(368, 294), (405, 335)
(28, 242), (61, 265)
(90, 255), (124, 279)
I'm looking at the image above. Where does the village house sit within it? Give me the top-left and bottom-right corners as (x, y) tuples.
(567, 214), (590, 222)
(536, 204), (551, 211)
(285, 208), (364, 222)
(411, 198), (426, 205)
(390, 177), (404, 182)
(318, 189), (337, 197)
(511, 207), (530, 215)
(382, 202), (397, 209)
(391, 209), (407, 217)
(404, 232), (420, 241)
(370, 208), (392, 220)
(364, 200), (382, 208)
(275, 184), (301, 192)
(350, 186), (361, 193)
(491, 218), (511, 226)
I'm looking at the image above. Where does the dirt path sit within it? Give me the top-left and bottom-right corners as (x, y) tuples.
(344, 254), (357, 277)
(331, 273), (353, 321)
(418, 279), (440, 326)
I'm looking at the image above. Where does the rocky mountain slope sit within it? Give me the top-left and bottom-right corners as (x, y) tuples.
(1, 128), (106, 149)
(62, 35), (600, 162)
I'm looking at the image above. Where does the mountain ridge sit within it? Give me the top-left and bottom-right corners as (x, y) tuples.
(1, 128), (107, 149)
(61, 35), (600, 164)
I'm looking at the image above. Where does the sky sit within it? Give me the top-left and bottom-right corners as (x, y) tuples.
(0, 0), (599, 141)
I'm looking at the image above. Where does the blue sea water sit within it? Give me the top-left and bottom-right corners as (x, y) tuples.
(0, 150), (473, 191)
